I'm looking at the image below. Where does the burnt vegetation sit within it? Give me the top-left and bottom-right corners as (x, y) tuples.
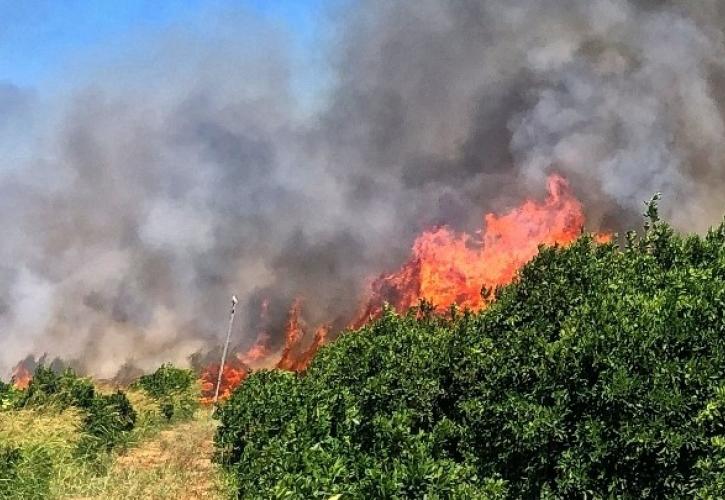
(215, 203), (725, 498)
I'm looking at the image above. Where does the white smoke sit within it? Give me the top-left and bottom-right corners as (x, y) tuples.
(2, 0), (725, 378)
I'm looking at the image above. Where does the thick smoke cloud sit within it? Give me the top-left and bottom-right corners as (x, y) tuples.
(2, 0), (725, 378)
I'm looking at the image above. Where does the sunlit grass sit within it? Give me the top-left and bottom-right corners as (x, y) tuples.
(73, 409), (236, 499)
(0, 391), (234, 499)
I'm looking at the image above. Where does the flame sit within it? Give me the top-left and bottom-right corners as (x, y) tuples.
(354, 174), (608, 324)
(11, 364), (32, 390)
(198, 299), (275, 403)
(276, 300), (329, 372)
(240, 298), (272, 365)
(7, 173), (607, 402)
(202, 173), (607, 401)
(239, 332), (271, 365)
(199, 356), (249, 404)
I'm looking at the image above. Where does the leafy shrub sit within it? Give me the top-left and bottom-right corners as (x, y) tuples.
(134, 364), (198, 421)
(0, 380), (22, 410)
(76, 391), (137, 457)
(19, 366), (95, 410)
(13, 366), (137, 458)
(0, 445), (52, 499)
(216, 208), (725, 498)
(0, 445), (22, 494)
(135, 363), (195, 398)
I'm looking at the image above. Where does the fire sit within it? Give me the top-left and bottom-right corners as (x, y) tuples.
(276, 300), (330, 372)
(239, 332), (271, 365)
(9, 174), (604, 403)
(11, 364), (32, 390)
(201, 299), (330, 403)
(200, 356), (249, 404)
(198, 299), (275, 403)
(276, 299), (304, 371)
(239, 299), (272, 365)
(354, 174), (607, 324)
(9, 354), (48, 389)
(200, 173), (606, 401)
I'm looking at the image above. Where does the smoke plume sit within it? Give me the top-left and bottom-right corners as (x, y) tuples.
(2, 0), (725, 378)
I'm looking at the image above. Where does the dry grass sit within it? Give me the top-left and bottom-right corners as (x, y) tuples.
(0, 407), (82, 448)
(1, 401), (235, 499)
(0, 407), (114, 498)
(66, 409), (235, 500)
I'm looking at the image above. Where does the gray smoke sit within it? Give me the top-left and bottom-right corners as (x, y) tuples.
(2, 0), (725, 378)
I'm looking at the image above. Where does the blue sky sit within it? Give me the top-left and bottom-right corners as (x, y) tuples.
(0, 0), (328, 87)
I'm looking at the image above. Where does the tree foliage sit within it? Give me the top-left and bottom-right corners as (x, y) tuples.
(11, 365), (137, 456)
(133, 363), (198, 421)
(19, 366), (95, 409)
(0, 380), (22, 410)
(76, 391), (137, 457)
(216, 210), (725, 498)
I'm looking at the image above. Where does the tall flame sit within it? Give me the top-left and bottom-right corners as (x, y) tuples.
(10, 174), (604, 403)
(199, 300), (272, 403)
(11, 364), (32, 390)
(198, 173), (608, 402)
(276, 299), (330, 372)
(354, 174), (607, 324)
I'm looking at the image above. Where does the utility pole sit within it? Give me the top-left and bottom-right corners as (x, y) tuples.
(213, 294), (238, 406)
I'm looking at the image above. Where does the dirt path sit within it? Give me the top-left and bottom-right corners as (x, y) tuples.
(82, 411), (233, 500)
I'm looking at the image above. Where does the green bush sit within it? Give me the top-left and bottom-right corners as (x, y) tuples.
(76, 391), (137, 457)
(134, 364), (198, 421)
(216, 206), (725, 498)
(0, 445), (22, 495)
(12, 366), (137, 458)
(19, 366), (95, 410)
(0, 380), (22, 410)
(0, 445), (52, 499)
(135, 363), (195, 398)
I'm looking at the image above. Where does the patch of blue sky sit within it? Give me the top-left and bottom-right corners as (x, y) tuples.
(0, 0), (333, 109)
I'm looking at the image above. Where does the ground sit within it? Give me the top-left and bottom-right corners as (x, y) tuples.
(0, 404), (236, 500)
(69, 410), (234, 500)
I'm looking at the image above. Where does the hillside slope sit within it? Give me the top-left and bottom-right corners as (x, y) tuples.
(216, 205), (725, 498)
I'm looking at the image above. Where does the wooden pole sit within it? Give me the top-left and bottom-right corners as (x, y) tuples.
(213, 295), (238, 406)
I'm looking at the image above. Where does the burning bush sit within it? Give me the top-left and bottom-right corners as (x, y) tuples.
(215, 205), (725, 498)
(134, 363), (198, 421)
(200, 357), (250, 404)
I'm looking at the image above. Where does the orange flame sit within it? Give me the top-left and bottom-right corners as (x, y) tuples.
(240, 298), (272, 365)
(200, 356), (249, 404)
(275, 300), (329, 372)
(11, 364), (32, 390)
(202, 173), (607, 400)
(239, 332), (271, 365)
(275, 299), (305, 371)
(354, 174), (608, 324)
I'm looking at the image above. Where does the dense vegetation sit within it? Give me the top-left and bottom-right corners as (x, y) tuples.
(216, 203), (725, 498)
(0, 363), (204, 498)
(134, 363), (199, 421)
(16, 366), (137, 457)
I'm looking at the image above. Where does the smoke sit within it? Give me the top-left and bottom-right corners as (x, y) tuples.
(2, 0), (725, 378)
